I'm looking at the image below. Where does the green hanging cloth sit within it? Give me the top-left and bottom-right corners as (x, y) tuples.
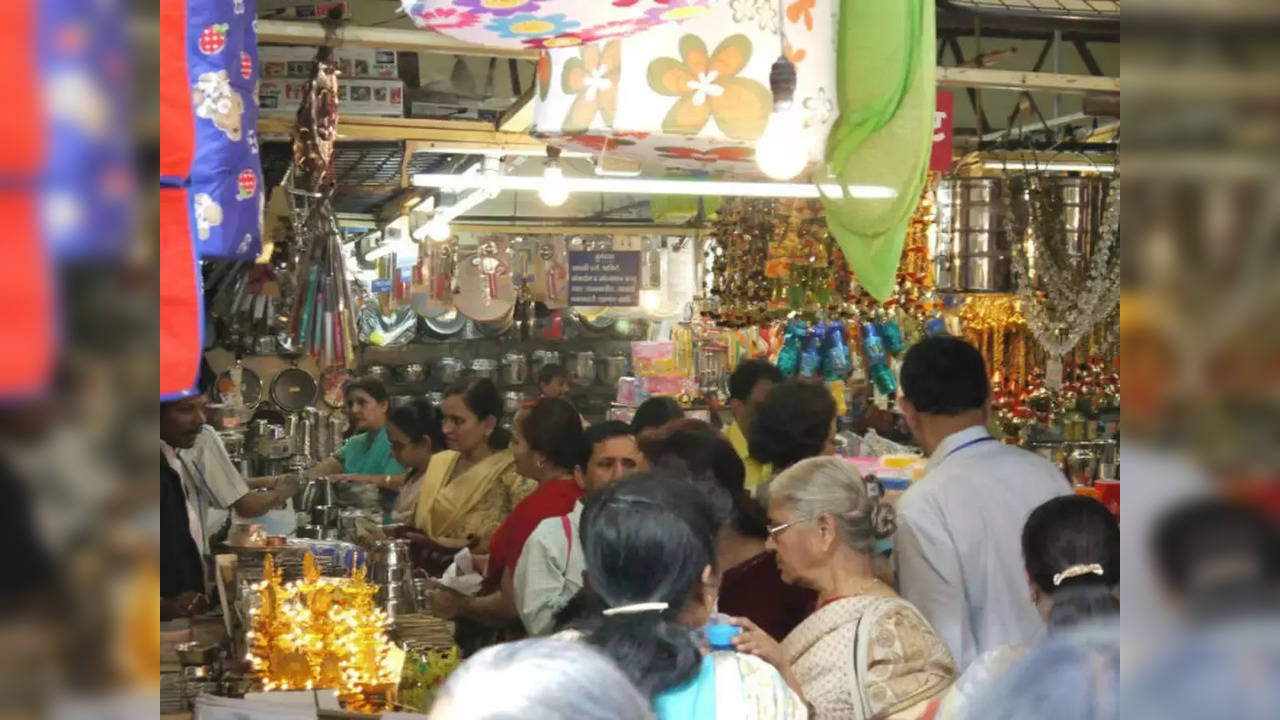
(819, 0), (935, 301)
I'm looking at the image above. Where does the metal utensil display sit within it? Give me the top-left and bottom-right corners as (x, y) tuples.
(502, 391), (525, 415)
(501, 352), (529, 385)
(401, 363), (427, 382)
(597, 353), (628, 386)
(215, 361), (262, 408)
(365, 365), (391, 381)
(270, 365), (318, 413)
(933, 177), (1013, 293)
(471, 358), (499, 382)
(435, 357), (463, 385)
(569, 351), (596, 386)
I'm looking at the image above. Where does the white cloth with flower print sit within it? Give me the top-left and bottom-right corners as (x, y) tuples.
(532, 0), (837, 178)
(399, 0), (718, 51)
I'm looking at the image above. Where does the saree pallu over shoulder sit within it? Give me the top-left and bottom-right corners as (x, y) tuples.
(782, 595), (955, 720)
(412, 450), (534, 546)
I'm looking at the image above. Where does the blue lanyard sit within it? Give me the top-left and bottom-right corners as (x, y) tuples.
(942, 436), (997, 461)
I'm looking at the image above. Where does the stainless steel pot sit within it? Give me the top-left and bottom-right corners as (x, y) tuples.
(471, 358), (499, 382)
(503, 391), (525, 415)
(436, 357), (463, 385)
(531, 349), (561, 376)
(569, 351), (596, 386)
(310, 504), (340, 528)
(597, 353), (628, 386)
(401, 363), (427, 382)
(299, 477), (333, 513)
(365, 365), (391, 381)
(370, 538), (412, 568)
(427, 392), (446, 408)
(501, 352), (529, 385)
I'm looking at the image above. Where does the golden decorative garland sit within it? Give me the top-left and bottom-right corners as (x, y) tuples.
(246, 552), (401, 712)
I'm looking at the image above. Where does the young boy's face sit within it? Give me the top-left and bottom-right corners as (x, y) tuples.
(541, 376), (570, 399)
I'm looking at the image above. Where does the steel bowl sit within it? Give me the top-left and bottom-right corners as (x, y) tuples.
(175, 642), (220, 667)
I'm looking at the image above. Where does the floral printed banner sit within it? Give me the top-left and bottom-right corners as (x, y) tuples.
(532, 0), (836, 178)
(400, 0), (718, 50)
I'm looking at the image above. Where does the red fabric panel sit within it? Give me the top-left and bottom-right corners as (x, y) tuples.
(487, 479), (584, 582)
(159, 0), (194, 180)
(0, 0), (41, 175)
(0, 192), (55, 397)
(159, 186), (202, 399)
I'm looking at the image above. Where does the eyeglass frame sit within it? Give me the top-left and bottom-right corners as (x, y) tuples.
(766, 515), (817, 538)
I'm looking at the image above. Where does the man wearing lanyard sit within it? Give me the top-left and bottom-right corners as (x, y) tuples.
(892, 337), (1070, 671)
(160, 394), (297, 619)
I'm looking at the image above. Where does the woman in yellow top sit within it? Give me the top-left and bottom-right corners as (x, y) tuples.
(407, 378), (535, 575)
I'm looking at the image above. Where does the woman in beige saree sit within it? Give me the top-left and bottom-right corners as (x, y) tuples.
(733, 457), (954, 720)
(406, 379), (534, 575)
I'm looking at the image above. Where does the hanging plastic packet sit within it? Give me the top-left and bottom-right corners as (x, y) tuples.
(878, 308), (906, 354)
(799, 321), (823, 379)
(777, 318), (807, 377)
(823, 320), (853, 380)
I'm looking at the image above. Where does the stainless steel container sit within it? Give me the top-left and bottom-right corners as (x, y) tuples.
(436, 357), (463, 384)
(401, 363), (427, 382)
(310, 504), (340, 528)
(597, 353), (628, 386)
(503, 391), (525, 415)
(569, 351), (596, 386)
(531, 349), (562, 377)
(501, 352), (529, 385)
(366, 365), (391, 381)
(427, 392), (446, 408)
(471, 358), (499, 382)
(935, 177), (1012, 293)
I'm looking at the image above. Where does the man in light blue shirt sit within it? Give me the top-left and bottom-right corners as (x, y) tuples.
(893, 337), (1071, 671)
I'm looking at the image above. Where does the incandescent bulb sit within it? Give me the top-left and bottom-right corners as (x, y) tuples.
(538, 164), (570, 207)
(423, 216), (451, 241)
(755, 106), (809, 180)
(639, 288), (663, 313)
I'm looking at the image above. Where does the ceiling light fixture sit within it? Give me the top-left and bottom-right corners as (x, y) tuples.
(411, 173), (896, 200)
(755, 0), (808, 181)
(538, 146), (570, 207)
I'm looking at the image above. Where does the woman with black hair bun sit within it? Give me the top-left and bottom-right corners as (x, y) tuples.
(578, 469), (806, 719)
(932, 494), (1119, 719)
(384, 398), (447, 525)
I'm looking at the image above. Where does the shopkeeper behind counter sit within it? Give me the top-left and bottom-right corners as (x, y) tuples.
(307, 377), (405, 514)
(160, 394), (297, 620)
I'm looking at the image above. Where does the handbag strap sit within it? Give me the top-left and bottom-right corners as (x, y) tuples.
(560, 514), (573, 565)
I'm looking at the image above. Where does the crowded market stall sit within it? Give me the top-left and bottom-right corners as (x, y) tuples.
(159, 1), (1120, 717)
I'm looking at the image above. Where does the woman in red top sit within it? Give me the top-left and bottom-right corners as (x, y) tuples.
(430, 398), (588, 636)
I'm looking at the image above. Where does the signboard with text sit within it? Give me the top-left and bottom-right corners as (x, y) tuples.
(931, 91), (955, 172)
(568, 251), (641, 306)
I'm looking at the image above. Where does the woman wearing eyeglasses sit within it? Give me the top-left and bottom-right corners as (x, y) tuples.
(732, 457), (954, 720)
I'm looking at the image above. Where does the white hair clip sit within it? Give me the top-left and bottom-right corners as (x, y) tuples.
(1052, 563), (1105, 587)
(601, 602), (670, 617)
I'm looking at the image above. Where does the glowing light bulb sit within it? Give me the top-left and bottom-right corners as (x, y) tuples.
(639, 288), (663, 312)
(538, 163), (570, 207)
(755, 105), (809, 180)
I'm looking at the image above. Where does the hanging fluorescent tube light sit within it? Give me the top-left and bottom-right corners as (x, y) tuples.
(980, 160), (1117, 174)
(411, 173), (897, 200)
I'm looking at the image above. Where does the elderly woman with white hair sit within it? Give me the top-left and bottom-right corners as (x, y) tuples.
(429, 638), (654, 720)
(732, 456), (955, 720)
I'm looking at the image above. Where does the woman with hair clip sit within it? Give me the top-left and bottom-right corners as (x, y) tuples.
(931, 494), (1120, 720)
(403, 378), (534, 575)
(384, 398), (448, 525)
(578, 468), (807, 720)
(733, 456), (954, 720)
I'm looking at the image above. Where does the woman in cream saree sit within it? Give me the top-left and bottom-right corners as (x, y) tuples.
(781, 594), (953, 720)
